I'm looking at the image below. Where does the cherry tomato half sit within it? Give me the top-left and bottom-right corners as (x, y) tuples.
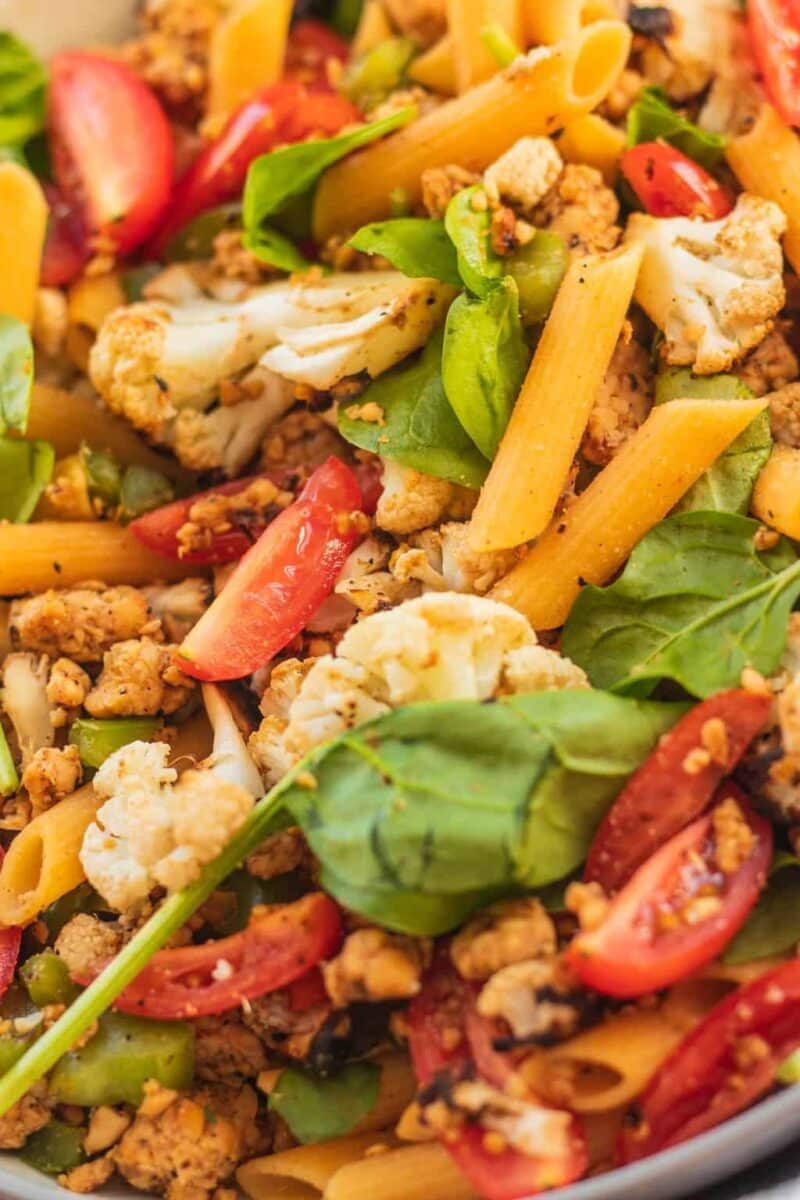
(621, 142), (733, 219)
(747, 0), (800, 128)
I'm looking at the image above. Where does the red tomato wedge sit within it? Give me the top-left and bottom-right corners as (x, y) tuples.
(149, 81), (358, 257)
(407, 954), (588, 1200)
(584, 690), (772, 893)
(285, 19), (351, 84)
(175, 457), (363, 681)
(621, 142), (733, 219)
(40, 185), (89, 288)
(568, 789), (771, 998)
(75, 893), (341, 1020)
(0, 851), (21, 1006)
(618, 957), (800, 1162)
(748, 0), (800, 127)
(48, 53), (174, 265)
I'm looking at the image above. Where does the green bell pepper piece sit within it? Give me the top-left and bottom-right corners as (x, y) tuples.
(21, 1121), (86, 1175)
(21, 952), (80, 1008)
(68, 718), (161, 770)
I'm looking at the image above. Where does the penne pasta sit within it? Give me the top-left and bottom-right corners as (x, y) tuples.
(491, 396), (768, 628)
(325, 1142), (479, 1200)
(0, 785), (101, 926)
(65, 273), (126, 372)
(751, 445), (800, 540)
(407, 35), (459, 95)
(354, 1053), (418, 1133)
(523, 0), (618, 45)
(352, 0), (394, 56)
(312, 20), (631, 240)
(0, 163), (47, 327)
(557, 112), (625, 182)
(237, 1133), (387, 1200)
(207, 0), (293, 119)
(469, 242), (644, 552)
(446, 0), (524, 92)
(0, 523), (200, 595)
(726, 104), (800, 273)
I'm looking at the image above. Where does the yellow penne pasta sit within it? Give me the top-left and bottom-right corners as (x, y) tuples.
(447, 0), (523, 92)
(354, 1053), (417, 1133)
(557, 112), (625, 182)
(0, 523), (200, 595)
(352, 0), (394, 56)
(469, 242), (644, 552)
(523, 0), (617, 44)
(0, 163), (47, 327)
(25, 385), (195, 486)
(326, 1142), (478, 1200)
(0, 785), (101, 926)
(237, 1133), (386, 1200)
(727, 104), (800, 273)
(66, 273), (126, 372)
(751, 445), (800, 539)
(169, 710), (214, 766)
(407, 35), (459, 95)
(313, 20), (631, 240)
(207, 0), (293, 119)
(491, 396), (768, 629)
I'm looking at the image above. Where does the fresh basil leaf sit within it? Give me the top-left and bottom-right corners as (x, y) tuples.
(337, 329), (490, 488)
(442, 277), (528, 460)
(245, 225), (311, 272)
(349, 218), (461, 286)
(444, 185), (503, 297)
(270, 1063), (380, 1144)
(0, 438), (54, 522)
(243, 108), (416, 263)
(282, 691), (683, 933)
(724, 853), (800, 965)
(0, 34), (46, 154)
(0, 314), (33, 434)
(563, 511), (800, 698)
(655, 369), (771, 515)
(627, 85), (726, 169)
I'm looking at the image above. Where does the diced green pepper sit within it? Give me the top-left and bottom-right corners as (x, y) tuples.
(0, 724), (18, 797)
(21, 952), (80, 1008)
(340, 37), (417, 109)
(504, 231), (569, 326)
(118, 465), (174, 520)
(0, 1032), (35, 1075)
(81, 445), (122, 507)
(20, 1121), (86, 1175)
(40, 883), (107, 941)
(68, 717), (162, 771)
(49, 1012), (195, 1107)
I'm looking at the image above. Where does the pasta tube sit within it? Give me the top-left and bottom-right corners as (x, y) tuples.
(447, 0), (524, 92)
(355, 1053), (417, 1133)
(352, 1), (394, 56)
(727, 104), (800, 273)
(557, 113), (625, 182)
(0, 786), (101, 926)
(207, 0), (293, 118)
(313, 20), (632, 240)
(0, 523), (198, 595)
(523, 0), (618, 44)
(237, 1134), (386, 1200)
(469, 242), (644, 551)
(751, 445), (800, 539)
(407, 35), (459, 96)
(66, 273), (126, 372)
(326, 1142), (478, 1200)
(0, 163), (47, 327)
(491, 396), (767, 629)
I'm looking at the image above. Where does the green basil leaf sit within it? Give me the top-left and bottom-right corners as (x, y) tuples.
(656, 369), (771, 515)
(337, 329), (490, 488)
(243, 108), (416, 263)
(0, 438), (54, 522)
(442, 276), (528, 459)
(627, 85), (727, 170)
(245, 224), (312, 272)
(282, 691), (683, 933)
(562, 511), (800, 698)
(0, 33), (46, 154)
(0, 314), (33, 434)
(724, 854), (800, 965)
(444, 185), (503, 297)
(349, 218), (462, 285)
(270, 1062), (380, 1144)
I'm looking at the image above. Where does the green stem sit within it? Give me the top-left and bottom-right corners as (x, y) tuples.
(0, 783), (289, 1116)
(480, 22), (521, 67)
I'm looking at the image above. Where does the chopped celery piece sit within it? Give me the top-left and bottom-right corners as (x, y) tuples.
(49, 1012), (195, 1107)
(20, 1121), (86, 1175)
(21, 952), (80, 1008)
(68, 717), (161, 770)
(0, 723), (18, 796)
(480, 22), (521, 67)
(340, 37), (417, 108)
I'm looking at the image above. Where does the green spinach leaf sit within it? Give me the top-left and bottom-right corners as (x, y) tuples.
(337, 330), (489, 488)
(270, 1063), (380, 1143)
(442, 277), (528, 459)
(627, 86), (726, 170)
(0, 315), (33, 434)
(444, 185), (503, 297)
(349, 218), (461, 285)
(724, 853), (800, 965)
(0, 438), (53, 522)
(562, 511), (800, 698)
(282, 691), (684, 933)
(0, 34), (46, 156)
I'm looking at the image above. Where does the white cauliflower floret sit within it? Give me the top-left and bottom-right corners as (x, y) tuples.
(375, 461), (475, 536)
(90, 271), (453, 439)
(625, 194), (788, 375)
(483, 137), (564, 216)
(253, 593), (587, 783)
(169, 373), (294, 475)
(201, 683), (263, 798)
(2, 653), (54, 767)
(637, 0), (736, 102)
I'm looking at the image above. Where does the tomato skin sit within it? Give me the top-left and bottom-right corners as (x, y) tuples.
(40, 185), (89, 288)
(175, 457), (364, 681)
(285, 20), (351, 85)
(585, 690), (772, 893)
(0, 852), (21, 1005)
(748, 0), (800, 127)
(76, 894), (341, 1019)
(568, 791), (772, 998)
(618, 957), (800, 1162)
(48, 53), (174, 259)
(621, 142), (733, 219)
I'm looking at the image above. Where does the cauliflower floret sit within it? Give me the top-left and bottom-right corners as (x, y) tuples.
(737, 327), (800, 398)
(142, 578), (212, 643)
(637, 0), (736, 102)
(581, 334), (654, 466)
(334, 534), (420, 616)
(85, 637), (195, 718)
(169, 372), (295, 475)
(503, 644), (590, 692)
(625, 194), (788, 375)
(476, 958), (585, 1041)
(483, 137), (564, 216)
(2, 653), (54, 767)
(534, 163), (621, 257)
(81, 740), (254, 911)
(55, 913), (123, 978)
(21, 744), (82, 817)
(10, 584), (154, 662)
(436, 522), (518, 594)
(90, 272), (453, 440)
(375, 461), (475, 536)
(0, 1083), (53, 1149)
(322, 928), (431, 1006)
